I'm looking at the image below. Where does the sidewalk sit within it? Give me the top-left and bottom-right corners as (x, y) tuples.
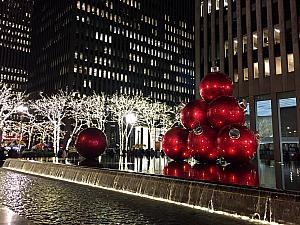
(0, 206), (33, 225)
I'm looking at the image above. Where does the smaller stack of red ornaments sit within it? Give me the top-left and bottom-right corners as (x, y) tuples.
(162, 70), (258, 165)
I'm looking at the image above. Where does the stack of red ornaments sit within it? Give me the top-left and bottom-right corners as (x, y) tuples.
(162, 71), (258, 164)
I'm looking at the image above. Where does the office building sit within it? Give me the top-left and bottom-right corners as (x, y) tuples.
(195, 0), (300, 187)
(29, 0), (195, 104)
(0, 0), (33, 91)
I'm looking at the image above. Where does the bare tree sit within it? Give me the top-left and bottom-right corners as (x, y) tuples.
(0, 83), (26, 143)
(83, 93), (108, 131)
(108, 94), (143, 155)
(31, 90), (73, 156)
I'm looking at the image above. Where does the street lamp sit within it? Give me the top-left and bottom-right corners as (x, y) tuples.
(17, 105), (28, 151)
(124, 113), (137, 154)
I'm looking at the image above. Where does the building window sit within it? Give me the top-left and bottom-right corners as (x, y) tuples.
(287, 54), (295, 72)
(275, 57), (282, 75)
(264, 59), (270, 76)
(254, 62), (259, 79)
(243, 68), (248, 81)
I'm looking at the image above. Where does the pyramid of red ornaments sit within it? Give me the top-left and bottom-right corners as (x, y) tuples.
(162, 70), (258, 164)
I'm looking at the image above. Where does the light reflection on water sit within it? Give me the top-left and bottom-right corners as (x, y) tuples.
(21, 153), (300, 192)
(0, 169), (255, 225)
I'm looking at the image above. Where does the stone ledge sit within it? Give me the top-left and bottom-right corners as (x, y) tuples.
(3, 159), (299, 225)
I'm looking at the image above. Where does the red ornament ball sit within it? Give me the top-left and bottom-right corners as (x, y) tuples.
(163, 161), (191, 179)
(207, 96), (245, 129)
(222, 163), (259, 187)
(75, 128), (107, 159)
(199, 72), (233, 103)
(187, 125), (218, 162)
(162, 127), (190, 161)
(217, 125), (258, 164)
(180, 99), (209, 129)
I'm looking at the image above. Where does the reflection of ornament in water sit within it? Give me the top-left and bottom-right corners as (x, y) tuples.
(207, 96), (245, 129)
(162, 127), (190, 161)
(217, 124), (258, 164)
(190, 163), (223, 182)
(75, 128), (107, 159)
(180, 99), (209, 129)
(188, 125), (218, 162)
(222, 163), (259, 187)
(163, 161), (191, 179)
(199, 72), (233, 103)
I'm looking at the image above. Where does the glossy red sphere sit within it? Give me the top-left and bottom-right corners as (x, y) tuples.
(163, 161), (191, 179)
(207, 96), (245, 129)
(199, 72), (233, 103)
(187, 125), (218, 162)
(222, 163), (259, 187)
(180, 100), (209, 129)
(190, 163), (223, 182)
(217, 125), (258, 164)
(162, 127), (190, 161)
(75, 128), (107, 159)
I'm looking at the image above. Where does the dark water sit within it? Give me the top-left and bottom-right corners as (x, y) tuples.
(0, 169), (258, 225)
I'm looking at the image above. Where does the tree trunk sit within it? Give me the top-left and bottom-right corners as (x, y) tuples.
(66, 137), (72, 151)
(53, 125), (57, 156)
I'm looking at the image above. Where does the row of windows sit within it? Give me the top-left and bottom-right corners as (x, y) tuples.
(164, 24), (194, 40)
(0, 42), (30, 52)
(0, 73), (27, 82)
(224, 27), (283, 56)
(0, 34), (30, 46)
(75, 64), (191, 93)
(233, 54), (295, 82)
(0, 66), (28, 75)
(165, 33), (193, 48)
(141, 15), (158, 27)
(0, 81), (22, 90)
(0, 19), (31, 32)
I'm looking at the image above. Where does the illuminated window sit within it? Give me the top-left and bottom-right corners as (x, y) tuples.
(287, 54), (295, 72)
(234, 69), (238, 82)
(253, 32), (258, 50)
(264, 59), (270, 76)
(243, 68), (248, 81)
(274, 26), (280, 44)
(254, 62), (259, 78)
(275, 57), (282, 74)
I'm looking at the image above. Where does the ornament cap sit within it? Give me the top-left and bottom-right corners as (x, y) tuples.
(229, 128), (241, 139)
(194, 125), (203, 135)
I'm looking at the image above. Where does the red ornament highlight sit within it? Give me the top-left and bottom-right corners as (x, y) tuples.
(163, 161), (191, 179)
(190, 163), (223, 182)
(222, 163), (259, 187)
(207, 96), (245, 129)
(75, 128), (107, 159)
(187, 125), (218, 162)
(217, 125), (258, 164)
(180, 99), (209, 129)
(162, 127), (190, 161)
(199, 72), (233, 103)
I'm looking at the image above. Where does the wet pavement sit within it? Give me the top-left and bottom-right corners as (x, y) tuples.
(0, 169), (259, 225)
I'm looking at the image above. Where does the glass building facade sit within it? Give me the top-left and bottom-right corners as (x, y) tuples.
(195, 0), (300, 189)
(29, 0), (195, 104)
(0, 0), (33, 91)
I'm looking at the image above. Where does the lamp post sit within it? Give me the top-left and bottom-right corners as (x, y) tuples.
(16, 105), (28, 152)
(125, 113), (137, 153)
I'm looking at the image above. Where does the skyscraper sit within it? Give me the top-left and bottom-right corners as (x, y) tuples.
(0, 0), (33, 91)
(29, 0), (195, 104)
(195, 0), (300, 187)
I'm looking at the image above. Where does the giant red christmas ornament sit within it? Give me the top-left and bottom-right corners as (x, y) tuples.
(163, 161), (191, 179)
(180, 99), (209, 129)
(199, 72), (233, 103)
(162, 127), (190, 161)
(75, 128), (107, 159)
(191, 163), (223, 182)
(207, 96), (245, 129)
(222, 163), (259, 187)
(187, 125), (218, 162)
(217, 125), (258, 164)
